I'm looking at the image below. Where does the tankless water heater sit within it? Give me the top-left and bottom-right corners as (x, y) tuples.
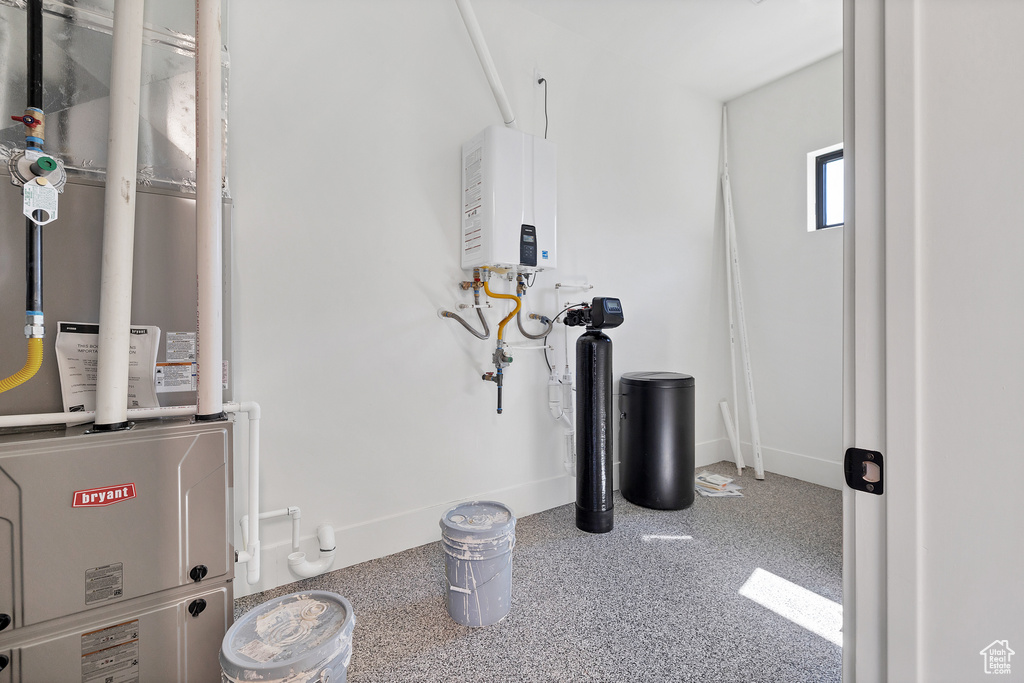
(461, 125), (557, 271)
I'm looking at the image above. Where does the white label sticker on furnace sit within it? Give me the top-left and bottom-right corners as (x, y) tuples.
(166, 331), (196, 362)
(85, 562), (124, 605)
(155, 362), (196, 392)
(81, 619), (140, 683)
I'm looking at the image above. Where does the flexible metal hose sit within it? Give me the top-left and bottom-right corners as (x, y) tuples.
(516, 310), (552, 340)
(440, 289), (490, 339)
(0, 338), (43, 393)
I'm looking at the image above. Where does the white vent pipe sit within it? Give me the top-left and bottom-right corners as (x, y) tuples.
(195, 0), (225, 419)
(454, 0), (518, 129)
(93, 0), (144, 429)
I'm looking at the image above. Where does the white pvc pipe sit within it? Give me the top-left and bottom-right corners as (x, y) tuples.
(241, 506), (300, 553)
(0, 405), (192, 429)
(94, 0), (144, 427)
(721, 118), (765, 480)
(195, 0), (224, 418)
(454, 0), (518, 129)
(721, 107), (744, 475)
(238, 401), (261, 584)
(288, 524), (337, 579)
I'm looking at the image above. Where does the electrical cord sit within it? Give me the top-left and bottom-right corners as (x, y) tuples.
(539, 77), (549, 139)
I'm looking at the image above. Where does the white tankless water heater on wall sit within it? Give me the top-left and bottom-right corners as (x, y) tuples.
(462, 125), (557, 271)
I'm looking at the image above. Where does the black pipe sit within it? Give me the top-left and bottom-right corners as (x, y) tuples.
(27, 0), (43, 109)
(575, 329), (614, 533)
(25, 0), (44, 317)
(26, 216), (42, 313)
(496, 369), (503, 414)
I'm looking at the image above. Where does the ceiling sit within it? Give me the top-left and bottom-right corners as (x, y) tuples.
(513, 0), (843, 102)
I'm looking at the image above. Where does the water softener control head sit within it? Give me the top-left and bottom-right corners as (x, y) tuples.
(563, 297), (624, 330)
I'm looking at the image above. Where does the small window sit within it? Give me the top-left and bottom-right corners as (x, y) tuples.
(807, 143), (844, 231)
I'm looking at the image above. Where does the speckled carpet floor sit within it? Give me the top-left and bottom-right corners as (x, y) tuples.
(234, 461), (843, 682)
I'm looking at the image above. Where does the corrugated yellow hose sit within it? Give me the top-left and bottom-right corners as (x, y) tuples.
(483, 278), (521, 343)
(0, 337), (43, 393)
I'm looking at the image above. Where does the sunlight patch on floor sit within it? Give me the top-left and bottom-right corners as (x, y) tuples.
(739, 567), (843, 647)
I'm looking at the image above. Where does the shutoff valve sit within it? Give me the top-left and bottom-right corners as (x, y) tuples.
(9, 108), (67, 227)
(491, 345), (513, 369)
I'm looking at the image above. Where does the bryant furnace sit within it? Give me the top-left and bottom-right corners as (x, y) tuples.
(0, 418), (233, 682)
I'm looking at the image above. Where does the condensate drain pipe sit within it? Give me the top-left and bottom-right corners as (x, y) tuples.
(287, 524), (337, 579)
(230, 401), (263, 585)
(239, 506), (337, 581)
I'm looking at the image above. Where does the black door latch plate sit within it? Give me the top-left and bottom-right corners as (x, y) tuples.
(845, 447), (884, 495)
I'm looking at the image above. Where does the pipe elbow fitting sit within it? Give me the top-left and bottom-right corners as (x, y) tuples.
(286, 524), (337, 579)
(287, 548), (336, 579)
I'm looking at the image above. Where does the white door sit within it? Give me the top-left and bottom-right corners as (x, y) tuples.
(843, 1), (1024, 681)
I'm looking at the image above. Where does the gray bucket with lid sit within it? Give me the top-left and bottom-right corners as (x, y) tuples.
(220, 590), (355, 683)
(439, 500), (516, 627)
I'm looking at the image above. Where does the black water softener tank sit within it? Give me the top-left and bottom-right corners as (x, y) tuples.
(567, 297), (624, 534)
(619, 372), (696, 510)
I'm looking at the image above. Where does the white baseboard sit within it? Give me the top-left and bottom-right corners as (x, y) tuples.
(735, 441), (843, 490)
(234, 472), (576, 598)
(696, 438), (734, 468)
(234, 438), (821, 598)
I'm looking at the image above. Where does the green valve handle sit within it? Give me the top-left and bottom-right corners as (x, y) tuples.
(34, 156), (57, 172)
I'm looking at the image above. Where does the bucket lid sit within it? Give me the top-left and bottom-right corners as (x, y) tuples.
(220, 590), (355, 680)
(440, 500), (516, 540)
(621, 371), (694, 388)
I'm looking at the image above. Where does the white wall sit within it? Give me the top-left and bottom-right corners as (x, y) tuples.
(227, 0), (730, 595)
(722, 54), (844, 488)
(891, 1), (1024, 678)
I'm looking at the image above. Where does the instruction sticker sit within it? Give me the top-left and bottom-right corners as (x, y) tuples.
(55, 322), (160, 411)
(81, 619), (139, 683)
(155, 362), (196, 392)
(166, 331), (196, 362)
(85, 563), (124, 605)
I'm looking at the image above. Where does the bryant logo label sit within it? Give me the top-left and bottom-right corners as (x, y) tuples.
(72, 483), (137, 507)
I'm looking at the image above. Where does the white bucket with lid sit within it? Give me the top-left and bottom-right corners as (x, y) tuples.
(220, 590), (355, 683)
(439, 500), (516, 627)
